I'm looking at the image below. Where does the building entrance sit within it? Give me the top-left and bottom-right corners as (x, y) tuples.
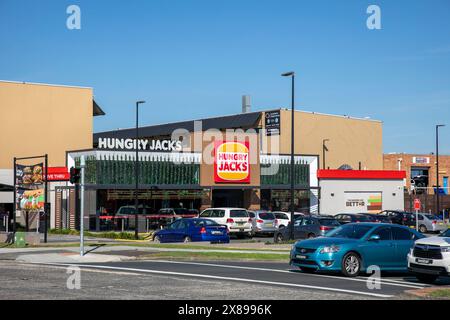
(212, 189), (244, 208)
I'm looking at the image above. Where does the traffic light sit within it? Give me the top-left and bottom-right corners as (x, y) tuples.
(69, 167), (81, 184)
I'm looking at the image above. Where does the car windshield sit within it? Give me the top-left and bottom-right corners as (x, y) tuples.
(230, 210), (248, 218)
(259, 212), (275, 220)
(192, 219), (219, 227)
(325, 224), (373, 239)
(173, 208), (190, 215)
(319, 218), (340, 226)
(439, 229), (450, 237)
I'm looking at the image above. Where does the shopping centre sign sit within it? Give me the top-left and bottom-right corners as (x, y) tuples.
(98, 137), (182, 152)
(214, 141), (250, 183)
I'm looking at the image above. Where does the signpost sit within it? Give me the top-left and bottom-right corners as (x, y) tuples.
(414, 198), (421, 231)
(80, 155), (85, 256)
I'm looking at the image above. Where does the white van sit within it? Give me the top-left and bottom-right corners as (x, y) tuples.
(199, 208), (252, 238)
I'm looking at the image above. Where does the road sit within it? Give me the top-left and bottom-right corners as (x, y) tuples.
(0, 258), (436, 300)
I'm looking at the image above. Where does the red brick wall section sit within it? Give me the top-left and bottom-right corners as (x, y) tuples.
(384, 153), (450, 194)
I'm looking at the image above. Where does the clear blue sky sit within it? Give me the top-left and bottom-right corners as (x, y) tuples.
(1, 0), (449, 154)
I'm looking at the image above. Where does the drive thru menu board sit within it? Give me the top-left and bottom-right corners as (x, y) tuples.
(265, 110), (280, 136)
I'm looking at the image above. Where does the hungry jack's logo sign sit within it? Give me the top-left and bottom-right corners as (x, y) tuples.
(214, 141), (250, 183)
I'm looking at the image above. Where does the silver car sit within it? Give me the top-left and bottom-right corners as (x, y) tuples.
(413, 213), (447, 233)
(248, 211), (277, 236)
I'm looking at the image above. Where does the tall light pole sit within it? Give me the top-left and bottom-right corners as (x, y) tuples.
(436, 124), (445, 216)
(282, 71), (295, 240)
(135, 100), (146, 240)
(322, 139), (330, 169)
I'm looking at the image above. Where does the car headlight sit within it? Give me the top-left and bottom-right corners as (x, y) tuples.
(441, 246), (450, 253)
(320, 245), (340, 254)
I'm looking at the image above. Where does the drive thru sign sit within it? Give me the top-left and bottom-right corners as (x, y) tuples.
(414, 199), (421, 231)
(414, 199), (421, 211)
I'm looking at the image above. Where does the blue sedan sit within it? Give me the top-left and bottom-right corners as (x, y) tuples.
(290, 223), (425, 277)
(152, 218), (230, 243)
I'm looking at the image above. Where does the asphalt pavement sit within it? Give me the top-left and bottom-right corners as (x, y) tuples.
(22, 259), (442, 299)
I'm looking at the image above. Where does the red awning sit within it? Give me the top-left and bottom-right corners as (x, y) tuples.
(317, 169), (406, 180)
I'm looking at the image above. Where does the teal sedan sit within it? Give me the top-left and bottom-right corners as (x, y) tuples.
(290, 223), (425, 277)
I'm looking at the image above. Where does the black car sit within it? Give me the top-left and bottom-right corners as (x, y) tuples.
(273, 215), (340, 242)
(361, 213), (393, 224)
(334, 213), (372, 225)
(379, 210), (415, 226)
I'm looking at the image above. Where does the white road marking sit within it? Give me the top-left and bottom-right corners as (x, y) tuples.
(34, 262), (394, 298)
(143, 260), (427, 289)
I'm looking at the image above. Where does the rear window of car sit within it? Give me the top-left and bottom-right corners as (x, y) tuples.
(424, 214), (438, 220)
(258, 212), (275, 220)
(353, 215), (371, 222)
(230, 210), (248, 218)
(192, 219), (219, 227)
(174, 208), (190, 215)
(319, 218), (340, 226)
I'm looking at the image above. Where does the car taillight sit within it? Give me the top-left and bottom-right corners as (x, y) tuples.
(248, 218), (252, 223)
(320, 226), (331, 231)
(200, 227), (206, 234)
(274, 219), (278, 226)
(432, 220), (436, 225)
(256, 219), (264, 223)
(226, 218), (234, 224)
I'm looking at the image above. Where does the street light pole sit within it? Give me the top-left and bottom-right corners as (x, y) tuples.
(322, 139), (329, 169)
(135, 100), (146, 240)
(282, 71), (295, 240)
(436, 124), (445, 216)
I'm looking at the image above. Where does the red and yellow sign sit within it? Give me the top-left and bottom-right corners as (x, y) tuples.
(214, 141), (250, 183)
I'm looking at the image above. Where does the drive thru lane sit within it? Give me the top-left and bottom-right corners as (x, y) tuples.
(41, 260), (430, 299)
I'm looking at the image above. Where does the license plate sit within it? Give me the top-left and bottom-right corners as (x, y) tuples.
(296, 255), (307, 259)
(416, 258), (432, 264)
(211, 231), (222, 235)
(265, 223), (273, 227)
(236, 221), (244, 225)
(439, 223), (444, 225)
(409, 226), (415, 229)
(240, 229), (244, 232)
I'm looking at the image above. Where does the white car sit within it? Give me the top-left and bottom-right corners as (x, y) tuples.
(407, 228), (450, 283)
(272, 211), (304, 229)
(199, 208), (252, 238)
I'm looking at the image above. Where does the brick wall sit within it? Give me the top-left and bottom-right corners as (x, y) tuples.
(384, 153), (450, 194)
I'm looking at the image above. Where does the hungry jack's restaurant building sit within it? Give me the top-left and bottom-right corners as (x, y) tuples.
(60, 106), (384, 231)
(0, 80), (386, 232)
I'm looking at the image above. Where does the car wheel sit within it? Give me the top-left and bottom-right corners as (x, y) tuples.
(341, 252), (361, 277)
(419, 225), (427, 233)
(275, 233), (284, 243)
(153, 235), (161, 243)
(279, 225), (285, 230)
(183, 236), (191, 243)
(307, 233), (315, 239)
(415, 273), (438, 284)
(299, 267), (316, 273)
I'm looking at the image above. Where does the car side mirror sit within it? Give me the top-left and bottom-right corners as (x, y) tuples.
(368, 234), (380, 241)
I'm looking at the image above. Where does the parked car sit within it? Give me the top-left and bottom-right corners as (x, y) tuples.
(272, 211), (304, 229)
(274, 215), (340, 243)
(290, 223), (424, 277)
(361, 213), (393, 224)
(408, 228), (450, 283)
(248, 211), (278, 236)
(152, 218), (229, 243)
(410, 213), (447, 233)
(380, 210), (415, 226)
(334, 213), (372, 225)
(150, 208), (197, 227)
(199, 208), (252, 238)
